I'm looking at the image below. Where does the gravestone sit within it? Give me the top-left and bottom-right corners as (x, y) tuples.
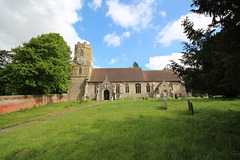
(188, 100), (191, 111)
(188, 100), (194, 115)
(190, 102), (194, 115)
(164, 98), (168, 110)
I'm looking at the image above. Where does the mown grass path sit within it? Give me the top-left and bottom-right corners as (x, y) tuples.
(0, 101), (106, 133)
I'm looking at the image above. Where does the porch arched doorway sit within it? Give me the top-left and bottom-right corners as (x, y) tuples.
(163, 90), (168, 97)
(104, 90), (110, 100)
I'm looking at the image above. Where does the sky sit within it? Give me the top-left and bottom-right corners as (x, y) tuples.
(0, 0), (212, 70)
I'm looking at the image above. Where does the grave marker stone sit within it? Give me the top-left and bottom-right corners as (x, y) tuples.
(188, 100), (191, 111)
(188, 100), (194, 115)
(190, 102), (194, 115)
(164, 98), (168, 110)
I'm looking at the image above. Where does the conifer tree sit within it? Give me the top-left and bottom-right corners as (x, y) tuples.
(170, 0), (240, 97)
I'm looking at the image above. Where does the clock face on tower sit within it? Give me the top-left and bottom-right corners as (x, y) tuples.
(77, 58), (84, 65)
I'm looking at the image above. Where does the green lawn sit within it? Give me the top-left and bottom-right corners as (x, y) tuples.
(0, 98), (239, 160)
(0, 100), (97, 129)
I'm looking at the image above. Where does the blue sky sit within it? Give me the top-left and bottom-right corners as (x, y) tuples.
(0, 0), (211, 70)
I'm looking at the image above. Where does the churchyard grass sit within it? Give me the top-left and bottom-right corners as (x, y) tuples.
(0, 98), (239, 159)
(0, 100), (96, 129)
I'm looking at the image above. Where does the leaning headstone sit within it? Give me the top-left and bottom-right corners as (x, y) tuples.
(190, 102), (194, 115)
(188, 100), (191, 111)
(146, 97), (148, 100)
(164, 98), (168, 110)
(142, 97), (144, 100)
(134, 98), (136, 102)
(160, 95), (162, 101)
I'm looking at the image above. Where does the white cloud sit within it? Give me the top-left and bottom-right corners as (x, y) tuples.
(93, 65), (101, 68)
(103, 31), (130, 47)
(106, 0), (156, 31)
(88, 0), (102, 11)
(122, 31), (130, 38)
(109, 58), (118, 64)
(145, 53), (183, 70)
(103, 32), (121, 47)
(159, 11), (166, 18)
(0, 0), (87, 56)
(155, 13), (212, 47)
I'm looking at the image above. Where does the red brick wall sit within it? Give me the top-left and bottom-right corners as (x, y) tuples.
(0, 94), (68, 114)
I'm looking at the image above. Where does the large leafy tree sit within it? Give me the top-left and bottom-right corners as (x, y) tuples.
(0, 50), (12, 69)
(0, 50), (12, 95)
(170, 0), (240, 97)
(1, 33), (72, 95)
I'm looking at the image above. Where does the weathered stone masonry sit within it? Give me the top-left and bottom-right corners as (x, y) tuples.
(68, 42), (186, 101)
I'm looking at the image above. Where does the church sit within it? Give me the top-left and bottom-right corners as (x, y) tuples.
(67, 42), (186, 101)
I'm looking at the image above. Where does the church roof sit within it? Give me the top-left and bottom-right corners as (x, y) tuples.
(88, 68), (181, 82)
(142, 70), (181, 82)
(89, 68), (145, 82)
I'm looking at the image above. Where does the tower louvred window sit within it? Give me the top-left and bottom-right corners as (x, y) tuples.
(79, 67), (82, 75)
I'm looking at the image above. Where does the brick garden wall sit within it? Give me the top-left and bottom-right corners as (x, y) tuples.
(0, 94), (68, 114)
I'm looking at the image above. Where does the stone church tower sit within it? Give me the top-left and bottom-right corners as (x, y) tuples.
(68, 42), (93, 101)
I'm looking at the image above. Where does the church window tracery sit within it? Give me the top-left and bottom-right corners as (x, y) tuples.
(125, 84), (129, 93)
(146, 83), (150, 93)
(135, 83), (141, 94)
(116, 85), (120, 94)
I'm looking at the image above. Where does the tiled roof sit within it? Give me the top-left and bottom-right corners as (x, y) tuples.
(142, 70), (181, 82)
(88, 68), (181, 82)
(89, 68), (145, 82)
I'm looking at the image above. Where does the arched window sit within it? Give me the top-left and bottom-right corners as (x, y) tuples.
(125, 83), (129, 93)
(146, 83), (150, 93)
(116, 84), (120, 94)
(79, 67), (82, 75)
(80, 49), (83, 56)
(94, 84), (98, 94)
(135, 83), (141, 94)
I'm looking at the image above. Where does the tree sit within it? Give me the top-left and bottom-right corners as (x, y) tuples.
(133, 61), (140, 68)
(0, 50), (12, 69)
(1, 33), (72, 95)
(170, 0), (240, 97)
(163, 64), (171, 70)
(0, 50), (12, 95)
